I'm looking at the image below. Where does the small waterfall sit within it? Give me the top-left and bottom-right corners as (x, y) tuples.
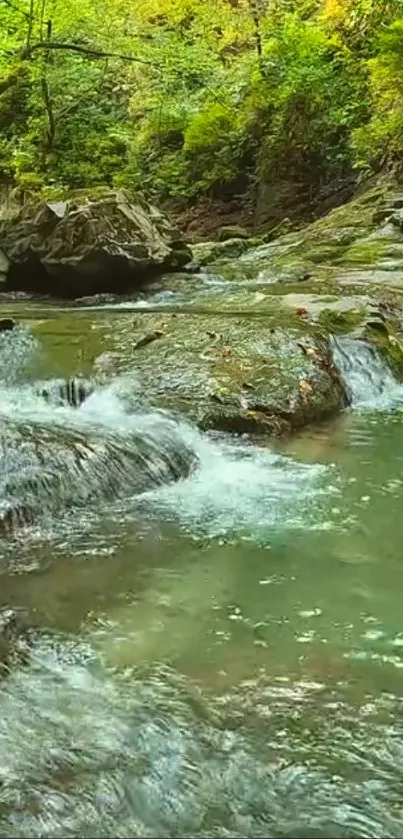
(0, 375), (329, 537)
(35, 377), (94, 408)
(330, 335), (403, 408)
(0, 327), (330, 537)
(0, 379), (198, 532)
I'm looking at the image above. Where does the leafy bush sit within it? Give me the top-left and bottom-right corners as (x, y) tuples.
(351, 19), (403, 171)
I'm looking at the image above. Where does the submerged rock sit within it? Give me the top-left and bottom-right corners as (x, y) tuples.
(35, 377), (94, 408)
(0, 607), (30, 672)
(93, 351), (120, 377)
(0, 190), (191, 298)
(0, 318), (15, 332)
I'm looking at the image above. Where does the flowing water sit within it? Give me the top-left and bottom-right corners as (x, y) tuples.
(0, 313), (403, 836)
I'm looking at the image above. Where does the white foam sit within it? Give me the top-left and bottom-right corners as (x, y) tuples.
(140, 427), (330, 537)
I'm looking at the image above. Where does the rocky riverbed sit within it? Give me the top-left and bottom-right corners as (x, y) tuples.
(2, 181), (403, 439)
(0, 183), (403, 837)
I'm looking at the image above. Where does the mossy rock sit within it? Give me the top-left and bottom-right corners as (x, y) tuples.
(302, 244), (347, 264)
(236, 183), (403, 277)
(362, 326), (403, 379)
(191, 238), (249, 265)
(82, 311), (348, 435)
(332, 241), (385, 267)
(316, 308), (365, 334)
(217, 225), (249, 242)
(259, 218), (294, 243)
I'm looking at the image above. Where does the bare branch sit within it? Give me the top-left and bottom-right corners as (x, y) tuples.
(20, 40), (153, 65)
(0, 0), (31, 19)
(40, 76), (55, 149)
(26, 0), (35, 47)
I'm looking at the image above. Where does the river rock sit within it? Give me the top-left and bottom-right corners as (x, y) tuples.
(0, 317), (16, 331)
(102, 312), (348, 434)
(191, 238), (249, 265)
(217, 225), (249, 241)
(0, 190), (191, 297)
(0, 607), (30, 672)
(0, 413), (197, 532)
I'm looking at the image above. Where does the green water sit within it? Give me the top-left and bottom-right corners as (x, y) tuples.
(0, 307), (402, 837)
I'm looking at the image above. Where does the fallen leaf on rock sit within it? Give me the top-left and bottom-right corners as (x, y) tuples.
(299, 378), (313, 397)
(133, 330), (165, 351)
(296, 307), (308, 317)
(297, 343), (316, 358)
(222, 346), (232, 357)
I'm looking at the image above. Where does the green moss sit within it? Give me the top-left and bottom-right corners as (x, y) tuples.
(364, 326), (403, 379)
(191, 238), (249, 265)
(302, 244), (347, 264)
(317, 308), (365, 334)
(23, 308), (347, 436)
(341, 241), (384, 266)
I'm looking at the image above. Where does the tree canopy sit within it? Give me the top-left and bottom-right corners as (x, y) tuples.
(0, 0), (402, 206)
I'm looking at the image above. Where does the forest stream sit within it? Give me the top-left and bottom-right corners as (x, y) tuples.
(0, 281), (402, 838)
(2, 0), (403, 830)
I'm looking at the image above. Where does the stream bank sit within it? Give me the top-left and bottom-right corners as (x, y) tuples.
(3, 179), (403, 436)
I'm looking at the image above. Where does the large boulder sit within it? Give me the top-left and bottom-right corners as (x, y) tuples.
(0, 190), (191, 297)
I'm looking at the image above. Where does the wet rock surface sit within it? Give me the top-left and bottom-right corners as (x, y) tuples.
(0, 409), (197, 532)
(49, 181), (401, 434)
(0, 606), (30, 672)
(93, 312), (348, 434)
(0, 318), (16, 332)
(0, 183), (403, 839)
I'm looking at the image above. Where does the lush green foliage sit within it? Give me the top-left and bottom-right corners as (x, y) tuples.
(0, 0), (403, 203)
